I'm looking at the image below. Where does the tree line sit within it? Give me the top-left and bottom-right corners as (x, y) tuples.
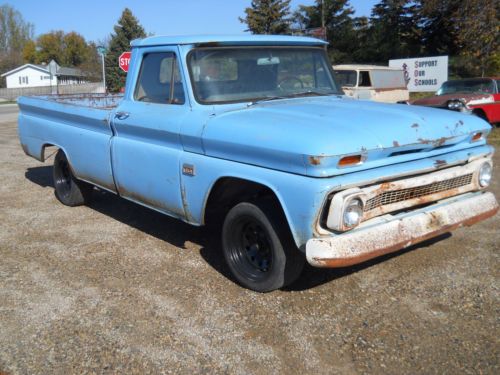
(1, 2), (497, 90)
(0, 5), (145, 91)
(240, 0), (499, 77)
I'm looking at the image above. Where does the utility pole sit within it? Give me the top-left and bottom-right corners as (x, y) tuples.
(321, 0), (327, 50)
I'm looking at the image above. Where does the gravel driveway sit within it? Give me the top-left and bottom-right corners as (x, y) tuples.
(1, 107), (498, 374)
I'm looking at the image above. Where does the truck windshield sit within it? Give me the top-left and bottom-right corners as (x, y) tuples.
(334, 70), (357, 87)
(437, 79), (495, 95)
(188, 47), (341, 104)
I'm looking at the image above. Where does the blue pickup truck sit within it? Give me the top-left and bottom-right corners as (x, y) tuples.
(18, 35), (498, 292)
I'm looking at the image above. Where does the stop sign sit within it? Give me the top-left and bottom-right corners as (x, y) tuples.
(118, 51), (131, 72)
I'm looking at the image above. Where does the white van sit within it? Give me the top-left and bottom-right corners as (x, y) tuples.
(333, 64), (409, 103)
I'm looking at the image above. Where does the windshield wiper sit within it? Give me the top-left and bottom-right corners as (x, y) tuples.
(287, 90), (332, 98)
(248, 91), (339, 106)
(248, 95), (288, 106)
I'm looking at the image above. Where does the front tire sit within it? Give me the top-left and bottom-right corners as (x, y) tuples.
(53, 149), (93, 206)
(222, 200), (304, 292)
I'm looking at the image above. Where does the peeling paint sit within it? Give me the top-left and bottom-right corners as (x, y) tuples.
(434, 159), (447, 168)
(418, 136), (452, 147)
(180, 185), (195, 222)
(308, 155), (325, 166)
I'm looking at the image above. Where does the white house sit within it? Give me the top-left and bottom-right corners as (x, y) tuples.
(1, 60), (86, 89)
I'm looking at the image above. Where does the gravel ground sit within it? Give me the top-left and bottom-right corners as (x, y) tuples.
(1, 108), (499, 374)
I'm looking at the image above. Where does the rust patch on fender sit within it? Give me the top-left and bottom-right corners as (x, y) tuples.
(180, 185), (195, 222)
(308, 155), (325, 166)
(434, 159), (447, 168)
(418, 137), (451, 147)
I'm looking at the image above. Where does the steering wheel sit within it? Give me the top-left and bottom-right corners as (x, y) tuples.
(278, 76), (304, 91)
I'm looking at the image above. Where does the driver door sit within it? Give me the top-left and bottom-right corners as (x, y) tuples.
(111, 48), (188, 220)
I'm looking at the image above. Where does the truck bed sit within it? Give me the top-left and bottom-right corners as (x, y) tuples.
(24, 93), (123, 109)
(18, 93), (122, 192)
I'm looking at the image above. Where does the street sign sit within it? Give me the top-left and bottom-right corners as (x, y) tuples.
(118, 52), (131, 72)
(97, 46), (107, 55)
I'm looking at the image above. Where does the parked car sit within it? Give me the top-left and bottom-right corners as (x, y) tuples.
(18, 35), (498, 292)
(411, 77), (500, 125)
(333, 64), (409, 103)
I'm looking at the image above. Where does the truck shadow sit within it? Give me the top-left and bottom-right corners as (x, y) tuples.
(25, 165), (451, 292)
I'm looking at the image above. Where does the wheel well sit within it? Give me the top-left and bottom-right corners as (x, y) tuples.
(41, 143), (58, 162)
(204, 177), (284, 226)
(472, 108), (488, 121)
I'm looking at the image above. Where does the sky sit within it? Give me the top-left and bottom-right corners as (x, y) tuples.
(10, 0), (379, 43)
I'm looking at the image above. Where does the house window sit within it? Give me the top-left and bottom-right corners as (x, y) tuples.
(26, 76), (29, 84)
(19, 77), (22, 84)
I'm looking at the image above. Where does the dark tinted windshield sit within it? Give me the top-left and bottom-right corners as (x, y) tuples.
(437, 79), (495, 95)
(188, 47), (341, 104)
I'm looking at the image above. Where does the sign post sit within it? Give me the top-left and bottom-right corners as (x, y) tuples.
(97, 46), (107, 93)
(118, 52), (131, 73)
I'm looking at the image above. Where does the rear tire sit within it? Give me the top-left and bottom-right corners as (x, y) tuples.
(53, 149), (93, 206)
(222, 200), (304, 292)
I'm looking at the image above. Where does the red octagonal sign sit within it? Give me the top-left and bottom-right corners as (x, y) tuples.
(118, 51), (131, 72)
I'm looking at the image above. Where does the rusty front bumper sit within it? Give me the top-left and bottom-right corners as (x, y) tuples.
(306, 192), (498, 268)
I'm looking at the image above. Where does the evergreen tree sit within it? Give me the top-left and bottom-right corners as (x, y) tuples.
(369, 0), (421, 62)
(240, 0), (292, 35)
(105, 8), (146, 92)
(292, 0), (356, 63)
(418, 0), (499, 77)
(418, 0), (460, 56)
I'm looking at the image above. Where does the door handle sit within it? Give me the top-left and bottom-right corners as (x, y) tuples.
(115, 111), (130, 120)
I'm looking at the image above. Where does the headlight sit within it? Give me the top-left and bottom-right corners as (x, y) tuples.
(343, 198), (364, 228)
(478, 162), (492, 187)
(447, 100), (464, 111)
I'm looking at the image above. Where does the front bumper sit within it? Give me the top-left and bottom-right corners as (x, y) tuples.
(306, 191), (498, 268)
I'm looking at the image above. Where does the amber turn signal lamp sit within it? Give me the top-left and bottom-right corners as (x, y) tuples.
(471, 132), (483, 142)
(338, 154), (363, 167)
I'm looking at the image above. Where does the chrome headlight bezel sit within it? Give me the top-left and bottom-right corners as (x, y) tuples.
(343, 198), (364, 229)
(478, 162), (492, 187)
(326, 189), (366, 232)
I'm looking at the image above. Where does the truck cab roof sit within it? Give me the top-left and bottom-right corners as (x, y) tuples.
(130, 34), (328, 48)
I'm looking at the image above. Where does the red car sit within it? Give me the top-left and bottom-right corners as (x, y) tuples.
(412, 77), (500, 125)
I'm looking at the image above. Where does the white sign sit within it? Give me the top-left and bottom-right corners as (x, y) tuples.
(389, 56), (448, 92)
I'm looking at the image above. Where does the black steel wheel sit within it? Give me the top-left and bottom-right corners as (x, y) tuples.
(222, 200), (304, 292)
(53, 149), (93, 206)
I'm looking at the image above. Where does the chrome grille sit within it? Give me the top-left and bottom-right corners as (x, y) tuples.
(364, 173), (474, 211)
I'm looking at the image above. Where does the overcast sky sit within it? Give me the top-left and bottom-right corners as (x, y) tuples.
(11, 0), (379, 43)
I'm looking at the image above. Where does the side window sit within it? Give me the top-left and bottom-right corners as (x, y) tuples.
(359, 71), (372, 87)
(134, 52), (185, 104)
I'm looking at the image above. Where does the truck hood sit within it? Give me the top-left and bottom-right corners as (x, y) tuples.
(201, 96), (491, 177)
